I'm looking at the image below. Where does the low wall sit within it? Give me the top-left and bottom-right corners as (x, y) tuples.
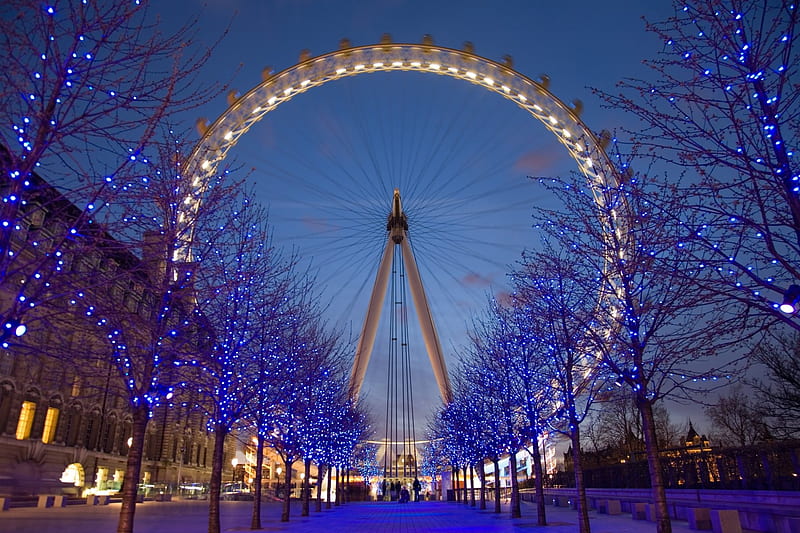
(525, 488), (800, 533)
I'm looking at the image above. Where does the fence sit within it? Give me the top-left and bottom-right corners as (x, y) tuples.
(551, 440), (800, 491)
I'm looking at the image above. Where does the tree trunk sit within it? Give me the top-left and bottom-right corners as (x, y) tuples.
(509, 450), (521, 518)
(116, 402), (149, 533)
(250, 435), (265, 529)
(326, 465), (332, 509)
(207, 423), (227, 533)
(334, 466), (341, 506)
(570, 427), (591, 533)
(345, 468), (350, 503)
(281, 457), (293, 522)
(316, 464), (324, 512)
(301, 458), (311, 516)
(639, 398), (672, 533)
(462, 467), (468, 506)
(532, 440), (547, 526)
(453, 467), (460, 502)
(478, 461), (486, 510)
(469, 464), (476, 507)
(493, 458), (501, 514)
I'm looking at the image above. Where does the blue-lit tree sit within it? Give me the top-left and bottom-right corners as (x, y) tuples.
(0, 0), (220, 363)
(245, 263), (308, 528)
(419, 435), (447, 499)
(352, 441), (382, 498)
(530, 168), (739, 533)
(512, 248), (608, 533)
(65, 135), (241, 533)
(334, 397), (372, 505)
(428, 396), (467, 502)
(429, 368), (508, 512)
(463, 318), (530, 519)
(189, 193), (284, 533)
(259, 308), (351, 521)
(598, 0), (799, 331)
(476, 298), (555, 525)
(297, 364), (361, 516)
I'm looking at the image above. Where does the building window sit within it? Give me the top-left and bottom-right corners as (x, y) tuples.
(71, 375), (81, 397)
(16, 401), (36, 440)
(64, 408), (81, 447)
(42, 407), (59, 443)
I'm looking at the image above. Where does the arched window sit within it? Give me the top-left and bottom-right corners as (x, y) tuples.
(41, 396), (62, 444)
(117, 419), (132, 455)
(83, 408), (101, 450)
(103, 413), (117, 453)
(64, 402), (82, 447)
(16, 388), (41, 440)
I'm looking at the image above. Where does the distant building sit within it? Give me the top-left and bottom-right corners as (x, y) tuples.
(684, 421), (711, 453)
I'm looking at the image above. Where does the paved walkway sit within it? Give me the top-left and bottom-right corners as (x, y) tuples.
(1, 498), (701, 532)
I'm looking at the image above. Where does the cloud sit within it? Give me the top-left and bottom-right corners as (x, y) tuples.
(302, 216), (335, 232)
(495, 291), (513, 308)
(461, 271), (494, 287)
(513, 147), (566, 175)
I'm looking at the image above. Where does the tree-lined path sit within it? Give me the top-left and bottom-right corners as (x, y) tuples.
(1, 499), (699, 533)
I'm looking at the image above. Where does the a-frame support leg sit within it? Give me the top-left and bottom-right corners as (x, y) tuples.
(400, 237), (453, 403)
(349, 239), (394, 398)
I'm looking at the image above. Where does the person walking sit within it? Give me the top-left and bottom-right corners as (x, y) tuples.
(412, 477), (421, 502)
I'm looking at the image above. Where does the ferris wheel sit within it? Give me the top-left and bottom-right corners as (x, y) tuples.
(184, 35), (621, 445)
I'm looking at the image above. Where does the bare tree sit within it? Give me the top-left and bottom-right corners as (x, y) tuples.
(706, 385), (769, 447)
(584, 389), (681, 457)
(596, 0), (800, 331)
(751, 331), (800, 437)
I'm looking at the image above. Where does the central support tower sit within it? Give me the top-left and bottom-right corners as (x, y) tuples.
(349, 189), (453, 403)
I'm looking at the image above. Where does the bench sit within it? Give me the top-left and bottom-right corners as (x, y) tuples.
(597, 499), (621, 515)
(688, 508), (712, 530)
(711, 509), (742, 533)
(633, 502), (648, 520)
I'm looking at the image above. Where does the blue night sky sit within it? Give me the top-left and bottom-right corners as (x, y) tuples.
(152, 0), (681, 438)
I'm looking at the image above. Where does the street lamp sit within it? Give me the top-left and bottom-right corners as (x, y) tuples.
(231, 458), (239, 483)
(780, 285), (800, 314)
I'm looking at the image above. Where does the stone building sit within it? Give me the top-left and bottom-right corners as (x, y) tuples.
(0, 164), (221, 497)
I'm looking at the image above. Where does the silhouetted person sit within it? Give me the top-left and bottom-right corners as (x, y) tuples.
(399, 486), (410, 503)
(412, 477), (421, 502)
